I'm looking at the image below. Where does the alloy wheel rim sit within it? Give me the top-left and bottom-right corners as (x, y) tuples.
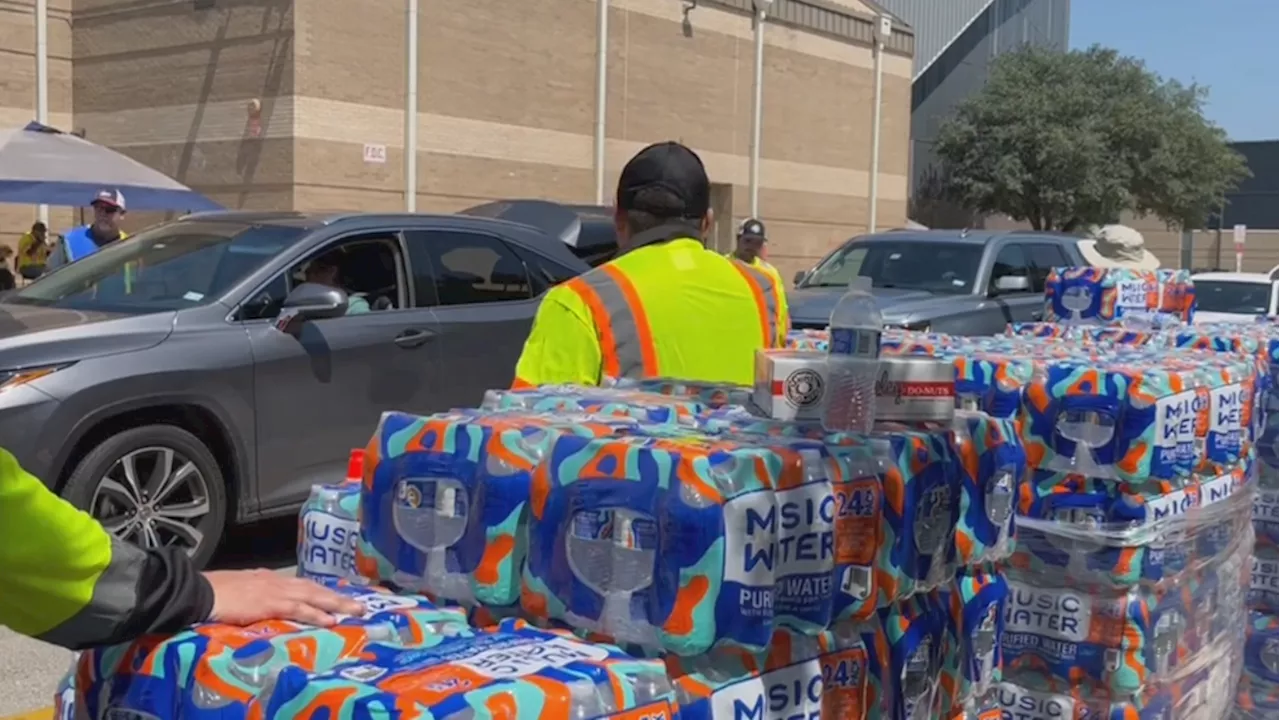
(90, 446), (211, 556)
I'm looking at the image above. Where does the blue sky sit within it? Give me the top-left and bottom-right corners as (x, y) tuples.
(1071, 0), (1278, 141)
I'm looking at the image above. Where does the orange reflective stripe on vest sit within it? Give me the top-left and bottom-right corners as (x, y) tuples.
(728, 260), (781, 348)
(563, 265), (661, 380)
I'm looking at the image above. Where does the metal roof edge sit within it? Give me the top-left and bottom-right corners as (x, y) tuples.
(910, 0), (995, 83)
(700, 0), (915, 56)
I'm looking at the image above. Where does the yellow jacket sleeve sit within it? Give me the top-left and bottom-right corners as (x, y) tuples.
(513, 286), (602, 388)
(0, 447), (213, 649)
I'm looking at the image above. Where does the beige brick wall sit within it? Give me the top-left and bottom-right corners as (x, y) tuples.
(0, 0), (76, 252)
(293, 0), (912, 276)
(0, 0), (913, 280)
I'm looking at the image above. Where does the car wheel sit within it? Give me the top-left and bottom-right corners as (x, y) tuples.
(62, 425), (228, 570)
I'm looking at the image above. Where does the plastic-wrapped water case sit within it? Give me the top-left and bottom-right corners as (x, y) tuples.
(785, 328), (831, 352)
(664, 623), (874, 720)
(54, 655), (77, 720)
(481, 385), (707, 426)
(1044, 267), (1191, 325)
(1018, 356), (1255, 482)
(297, 479), (361, 582)
(999, 461), (1253, 718)
(1013, 461), (1252, 586)
(359, 409), (641, 608)
(605, 376), (753, 410)
(70, 580), (471, 719)
(1233, 610), (1279, 720)
(522, 430), (847, 654)
(252, 619), (679, 720)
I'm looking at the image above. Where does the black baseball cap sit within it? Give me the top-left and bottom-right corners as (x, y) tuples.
(738, 218), (766, 240)
(615, 141), (710, 220)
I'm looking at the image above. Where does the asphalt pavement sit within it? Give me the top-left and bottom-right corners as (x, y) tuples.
(0, 516), (299, 718)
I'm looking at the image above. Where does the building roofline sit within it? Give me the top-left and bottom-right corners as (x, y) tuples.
(911, 0), (995, 82)
(703, 0), (915, 57)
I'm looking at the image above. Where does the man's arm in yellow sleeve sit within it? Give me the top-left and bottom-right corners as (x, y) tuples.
(774, 273), (790, 346)
(513, 286), (603, 388)
(0, 448), (213, 650)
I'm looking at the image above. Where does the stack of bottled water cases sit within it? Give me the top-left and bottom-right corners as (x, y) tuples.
(1002, 319), (1278, 719)
(783, 317), (1274, 719)
(338, 379), (1023, 720)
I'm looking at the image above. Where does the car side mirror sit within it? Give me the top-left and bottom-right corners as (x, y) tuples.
(993, 275), (1032, 294)
(273, 282), (347, 333)
(793, 270), (807, 286)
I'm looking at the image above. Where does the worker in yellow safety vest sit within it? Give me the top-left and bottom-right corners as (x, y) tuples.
(727, 217), (790, 337)
(0, 447), (362, 649)
(513, 141), (786, 389)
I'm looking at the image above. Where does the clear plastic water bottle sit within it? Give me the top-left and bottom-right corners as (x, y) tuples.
(824, 276), (883, 432)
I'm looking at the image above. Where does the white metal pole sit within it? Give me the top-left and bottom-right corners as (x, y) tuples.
(867, 31), (885, 233)
(404, 0), (419, 212)
(35, 0), (49, 227)
(593, 0), (609, 205)
(749, 8), (766, 219)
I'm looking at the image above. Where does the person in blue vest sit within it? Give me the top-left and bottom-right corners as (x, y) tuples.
(47, 189), (129, 270)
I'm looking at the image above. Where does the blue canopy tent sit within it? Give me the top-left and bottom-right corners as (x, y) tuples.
(0, 122), (222, 211)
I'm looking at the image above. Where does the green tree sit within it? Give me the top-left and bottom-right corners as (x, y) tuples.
(934, 45), (1249, 232)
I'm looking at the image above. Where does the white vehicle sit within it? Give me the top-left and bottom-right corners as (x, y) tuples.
(1191, 271), (1279, 323)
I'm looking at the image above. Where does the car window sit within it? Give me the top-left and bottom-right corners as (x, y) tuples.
(407, 231), (532, 307)
(801, 241), (980, 294)
(990, 244), (1032, 292)
(1025, 243), (1072, 293)
(1193, 280), (1273, 315)
(7, 222), (304, 314)
(239, 234), (404, 321)
(509, 245), (579, 293)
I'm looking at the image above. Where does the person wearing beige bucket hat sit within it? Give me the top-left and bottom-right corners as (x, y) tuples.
(1077, 224), (1161, 271)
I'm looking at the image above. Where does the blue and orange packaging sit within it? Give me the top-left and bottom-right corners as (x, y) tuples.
(826, 437), (887, 624)
(481, 386), (706, 426)
(1043, 267), (1186, 324)
(1255, 489), (1280, 549)
(1019, 359), (1209, 482)
(948, 412), (1022, 566)
(938, 567), (1007, 715)
(254, 619), (678, 720)
(1018, 471), (1218, 584)
(297, 479), (361, 582)
(842, 424), (956, 603)
(361, 409), (639, 607)
(606, 376), (753, 410)
(999, 578), (1152, 696)
(73, 580), (470, 719)
(1251, 545), (1280, 614)
(522, 430), (832, 655)
(695, 409), (827, 440)
(1238, 607), (1280, 718)
(666, 624), (875, 720)
(785, 328), (831, 352)
(872, 593), (946, 720)
(994, 679), (1177, 720)
(950, 353), (1034, 420)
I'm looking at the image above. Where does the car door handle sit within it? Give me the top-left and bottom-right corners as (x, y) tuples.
(394, 328), (434, 348)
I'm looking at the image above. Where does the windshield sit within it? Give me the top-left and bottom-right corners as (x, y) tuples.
(801, 240), (982, 294)
(6, 221), (305, 314)
(1194, 280), (1274, 315)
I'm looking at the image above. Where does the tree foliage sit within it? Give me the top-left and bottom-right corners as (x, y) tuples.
(934, 45), (1249, 232)
(908, 166), (981, 229)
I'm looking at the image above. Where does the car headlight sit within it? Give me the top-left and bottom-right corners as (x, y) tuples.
(0, 363), (73, 393)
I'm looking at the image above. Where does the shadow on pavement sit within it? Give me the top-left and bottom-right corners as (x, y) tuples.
(209, 516), (298, 571)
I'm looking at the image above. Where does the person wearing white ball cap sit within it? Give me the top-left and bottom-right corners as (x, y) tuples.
(1078, 224), (1161, 271)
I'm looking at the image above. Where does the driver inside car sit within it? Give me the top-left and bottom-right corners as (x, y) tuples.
(303, 251), (370, 315)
